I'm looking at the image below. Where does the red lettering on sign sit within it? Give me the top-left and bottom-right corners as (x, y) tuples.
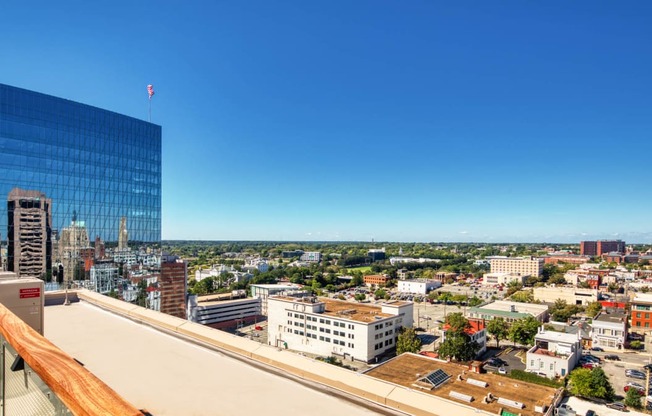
(19, 288), (41, 299)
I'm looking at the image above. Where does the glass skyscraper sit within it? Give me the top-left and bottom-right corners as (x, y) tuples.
(0, 83), (161, 245)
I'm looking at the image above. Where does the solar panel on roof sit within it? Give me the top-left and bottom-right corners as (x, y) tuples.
(421, 369), (450, 388)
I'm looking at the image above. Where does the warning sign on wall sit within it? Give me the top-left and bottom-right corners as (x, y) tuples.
(19, 288), (41, 299)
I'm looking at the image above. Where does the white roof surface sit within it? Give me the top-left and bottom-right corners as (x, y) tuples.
(44, 302), (382, 416)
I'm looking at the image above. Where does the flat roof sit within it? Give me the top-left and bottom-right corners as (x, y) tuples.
(366, 354), (556, 416)
(535, 330), (579, 344)
(270, 296), (397, 323)
(44, 302), (381, 416)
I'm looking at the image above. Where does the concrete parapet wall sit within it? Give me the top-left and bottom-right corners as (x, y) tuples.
(76, 290), (495, 416)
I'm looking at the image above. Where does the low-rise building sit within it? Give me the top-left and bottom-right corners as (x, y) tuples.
(466, 301), (548, 324)
(397, 279), (441, 294)
(187, 292), (261, 329)
(526, 328), (581, 378)
(591, 310), (627, 350)
(364, 274), (390, 287)
(481, 272), (528, 286)
(441, 318), (487, 357)
(300, 251), (321, 262)
(533, 286), (598, 306)
(267, 296), (413, 363)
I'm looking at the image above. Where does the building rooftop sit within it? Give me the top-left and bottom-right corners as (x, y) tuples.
(365, 353), (558, 416)
(44, 300), (382, 416)
(535, 329), (580, 344)
(594, 310), (627, 323)
(633, 293), (652, 304)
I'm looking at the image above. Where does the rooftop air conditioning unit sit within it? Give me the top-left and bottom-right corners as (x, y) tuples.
(0, 274), (45, 335)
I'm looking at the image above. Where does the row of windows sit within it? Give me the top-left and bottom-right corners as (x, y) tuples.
(530, 360), (554, 371)
(634, 322), (651, 328)
(286, 312), (355, 329)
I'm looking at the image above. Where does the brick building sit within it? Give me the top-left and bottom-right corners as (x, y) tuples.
(580, 240), (625, 256)
(159, 254), (188, 319)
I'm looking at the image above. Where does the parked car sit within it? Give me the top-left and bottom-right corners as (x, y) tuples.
(498, 367), (507, 374)
(629, 333), (644, 341)
(591, 346), (604, 352)
(585, 410), (596, 416)
(605, 402), (627, 411)
(582, 362), (599, 369)
(604, 354), (621, 361)
(644, 364), (652, 371)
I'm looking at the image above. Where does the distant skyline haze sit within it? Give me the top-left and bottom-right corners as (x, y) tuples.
(1, 1), (650, 242)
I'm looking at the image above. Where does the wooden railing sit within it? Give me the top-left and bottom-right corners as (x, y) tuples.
(0, 302), (146, 416)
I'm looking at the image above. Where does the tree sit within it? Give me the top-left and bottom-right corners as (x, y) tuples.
(508, 316), (540, 346)
(550, 298), (583, 322)
(396, 327), (422, 355)
(624, 386), (643, 409)
(487, 318), (509, 347)
(568, 367), (614, 400)
(438, 313), (479, 361)
(585, 301), (602, 318)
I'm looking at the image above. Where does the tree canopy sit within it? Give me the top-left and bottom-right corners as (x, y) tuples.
(508, 316), (540, 346)
(438, 313), (479, 361)
(396, 327), (422, 355)
(487, 317), (509, 347)
(568, 367), (614, 400)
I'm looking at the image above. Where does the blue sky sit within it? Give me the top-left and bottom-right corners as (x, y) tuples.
(1, 1), (651, 243)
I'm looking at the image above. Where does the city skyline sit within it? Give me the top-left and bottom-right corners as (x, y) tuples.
(1, 2), (650, 243)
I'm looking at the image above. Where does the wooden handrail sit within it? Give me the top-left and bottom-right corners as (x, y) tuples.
(0, 302), (145, 416)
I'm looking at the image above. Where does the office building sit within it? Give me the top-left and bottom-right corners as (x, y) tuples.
(367, 248), (386, 261)
(187, 292), (261, 329)
(364, 274), (390, 287)
(0, 84), (161, 251)
(267, 296), (413, 363)
(159, 254), (187, 319)
(526, 328), (581, 378)
(7, 188), (52, 278)
(487, 256), (544, 277)
(580, 240), (625, 256)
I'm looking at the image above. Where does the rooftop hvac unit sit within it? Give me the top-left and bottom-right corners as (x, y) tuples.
(0, 275), (45, 335)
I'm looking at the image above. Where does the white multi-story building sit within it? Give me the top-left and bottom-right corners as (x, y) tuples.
(481, 272), (528, 286)
(300, 252), (321, 262)
(397, 279), (441, 294)
(488, 256), (544, 277)
(526, 328), (581, 378)
(89, 264), (119, 294)
(267, 296), (413, 363)
(533, 286), (598, 306)
(187, 293), (261, 327)
(250, 283), (307, 315)
(244, 257), (269, 273)
(591, 310), (627, 350)
(112, 249), (137, 266)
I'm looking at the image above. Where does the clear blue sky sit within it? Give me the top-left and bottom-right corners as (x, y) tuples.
(1, 1), (651, 243)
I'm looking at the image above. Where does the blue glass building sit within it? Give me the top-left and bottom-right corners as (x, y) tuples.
(0, 83), (161, 245)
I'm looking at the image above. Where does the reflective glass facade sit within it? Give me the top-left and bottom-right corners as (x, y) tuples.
(0, 84), (161, 243)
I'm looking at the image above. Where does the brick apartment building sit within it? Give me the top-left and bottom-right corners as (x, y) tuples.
(159, 254), (188, 319)
(631, 294), (652, 330)
(580, 240), (625, 256)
